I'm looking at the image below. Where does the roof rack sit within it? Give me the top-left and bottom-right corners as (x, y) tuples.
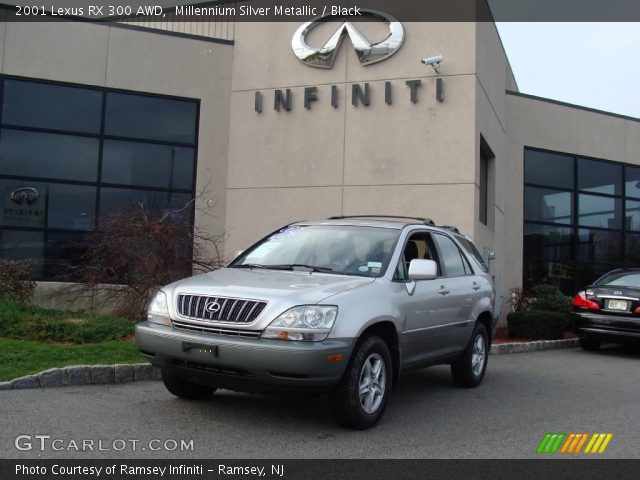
(328, 215), (436, 226)
(438, 225), (460, 234)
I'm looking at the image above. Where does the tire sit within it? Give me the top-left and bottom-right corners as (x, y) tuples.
(451, 323), (488, 388)
(330, 336), (392, 430)
(161, 370), (216, 399)
(579, 336), (602, 351)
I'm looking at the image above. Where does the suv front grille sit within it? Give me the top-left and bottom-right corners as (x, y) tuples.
(176, 294), (267, 324)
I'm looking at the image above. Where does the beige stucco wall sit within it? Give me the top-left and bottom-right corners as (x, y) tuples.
(226, 21), (480, 254)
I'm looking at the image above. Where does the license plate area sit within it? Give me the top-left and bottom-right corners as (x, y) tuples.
(606, 299), (628, 311)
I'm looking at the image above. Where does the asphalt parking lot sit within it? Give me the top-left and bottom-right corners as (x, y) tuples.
(1, 345), (639, 459)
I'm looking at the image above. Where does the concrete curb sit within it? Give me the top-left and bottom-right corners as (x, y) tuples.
(490, 338), (580, 355)
(1, 340), (581, 390)
(0, 363), (161, 391)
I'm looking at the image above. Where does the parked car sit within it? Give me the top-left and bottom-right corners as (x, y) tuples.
(136, 216), (496, 429)
(572, 268), (640, 350)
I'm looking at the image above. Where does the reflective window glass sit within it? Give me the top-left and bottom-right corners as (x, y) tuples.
(0, 180), (95, 230)
(99, 188), (191, 222)
(577, 158), (622, 195)
(2, 79), (102, 134)
(524, 150), (574, 189)
(102, 140), (194, 190)
(578, 194), (622, 229)
(524, 187), (572, 224)
(626, 233), (640, 265)
(625, 200), (640, 231)
(432, 233), (467, 277)
(105, 93), (197, 144)
(523, 224), (573, 260)
(0, 229), (45, 278)
(523, 260), (574, 294)
(46, 232), (88, 280)
(625, 166), (640, 199)
(0, 129), (99, 182)
(576, 229), (622, 262)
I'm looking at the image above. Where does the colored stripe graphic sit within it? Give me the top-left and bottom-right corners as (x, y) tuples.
(584, 433), (613, 454)
(537, 433), (565, 454)
(559, 433), (589, 454)
(538, 433), (613, 454)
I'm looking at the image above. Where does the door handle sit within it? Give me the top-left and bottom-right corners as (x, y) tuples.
(438, 286), (450, 295)
(472, 282), (481, 291)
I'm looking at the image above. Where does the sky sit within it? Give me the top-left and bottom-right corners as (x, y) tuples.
(495, 22), (640, 118)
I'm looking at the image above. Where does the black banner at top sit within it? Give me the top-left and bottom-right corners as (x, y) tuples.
(2, 0), (640, 22)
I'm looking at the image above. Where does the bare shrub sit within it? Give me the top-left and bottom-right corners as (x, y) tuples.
(0, 259), (36, 303)
(58, 196), (225, 319)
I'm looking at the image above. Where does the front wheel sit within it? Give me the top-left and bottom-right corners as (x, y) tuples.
(161, 370), (216, 399)
(330, 336), (392, 430)
(451, 323), (488, 388)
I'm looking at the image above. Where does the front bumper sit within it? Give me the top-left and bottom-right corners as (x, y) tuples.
(135, 322), (354, 393)
(571, 311), (640, 341)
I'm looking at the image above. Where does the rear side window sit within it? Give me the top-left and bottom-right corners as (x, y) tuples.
(456, 236), (489, 273)
(432, 233), (468, 277)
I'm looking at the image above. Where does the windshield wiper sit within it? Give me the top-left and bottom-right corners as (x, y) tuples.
(271, 264), (335, 273)
(229, 263), (289, 270)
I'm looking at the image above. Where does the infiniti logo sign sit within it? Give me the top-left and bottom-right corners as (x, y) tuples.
(291, 9), (405, 68)
(10, 187), (39, 205)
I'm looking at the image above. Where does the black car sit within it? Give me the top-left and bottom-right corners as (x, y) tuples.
(572, 268), (640, 350)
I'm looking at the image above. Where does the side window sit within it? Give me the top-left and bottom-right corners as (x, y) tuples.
(394, 232), (440, 281)
(432, 233), (468, 277)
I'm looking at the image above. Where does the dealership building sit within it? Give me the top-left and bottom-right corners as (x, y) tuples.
(1, 3), (639, 319)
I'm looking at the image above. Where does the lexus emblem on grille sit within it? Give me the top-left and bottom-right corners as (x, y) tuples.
(291, 9), (405, 69)
(613, 291), (623, 295)
(205, 301), (221, 313)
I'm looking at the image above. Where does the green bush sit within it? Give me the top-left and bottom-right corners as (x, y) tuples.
(0, 260), (35, 303)
(507, 309), (568, 340)
(0, 301), (134, 343)
(529, 284), (571, 314)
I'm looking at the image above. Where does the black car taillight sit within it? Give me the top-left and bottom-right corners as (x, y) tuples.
(572, 291), (600, 310)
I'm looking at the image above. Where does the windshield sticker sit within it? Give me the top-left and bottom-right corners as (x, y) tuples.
(269, 226), (304, 241)
(367, 262), (382, 269)
(358, 265), (369, 273)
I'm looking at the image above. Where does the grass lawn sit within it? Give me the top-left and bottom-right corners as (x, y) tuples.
(0, 338), (146, 381)
(0, 300), (145, 381)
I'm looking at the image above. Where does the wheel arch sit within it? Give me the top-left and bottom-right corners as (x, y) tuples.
(358, 321), (400, 388)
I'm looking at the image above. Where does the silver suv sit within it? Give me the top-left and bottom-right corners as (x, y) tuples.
(136, 216), (496, 429)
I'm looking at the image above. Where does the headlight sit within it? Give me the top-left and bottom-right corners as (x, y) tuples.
(147, 290), (171, 326)
(261, 305), (338, 342)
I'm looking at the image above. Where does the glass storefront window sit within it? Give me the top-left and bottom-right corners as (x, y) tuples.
(577, 194), (621, 229)
(524, 150), (574, 189)
(102, 140), (194, 190)
(524, 187), (572, 224)
(0, 129), (99, 182)
(0, 76), (199, 280)
(105, 92), (197, 144)
(577, 158), (622, 196)
(2, 79), (102, 134)
(524, 148), (640, 294)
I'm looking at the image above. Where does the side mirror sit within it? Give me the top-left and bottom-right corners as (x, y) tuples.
(408, 259), (437, 281)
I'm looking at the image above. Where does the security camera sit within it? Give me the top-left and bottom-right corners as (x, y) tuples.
(421, 55), (443, 73)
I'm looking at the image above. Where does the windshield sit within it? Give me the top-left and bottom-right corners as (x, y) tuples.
(594, 271), (640, 287)
(229, 225), (401, 277)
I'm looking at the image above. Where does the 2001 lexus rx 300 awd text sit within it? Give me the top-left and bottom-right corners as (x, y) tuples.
(135, 216), (496, 429)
